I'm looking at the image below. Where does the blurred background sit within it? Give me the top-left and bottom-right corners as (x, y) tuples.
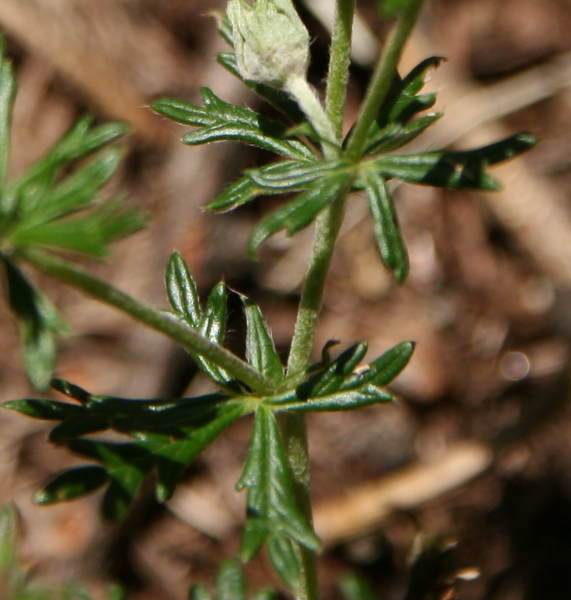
(1, 0), (571, 598)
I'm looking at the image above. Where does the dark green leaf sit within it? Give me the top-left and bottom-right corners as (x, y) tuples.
(3, 398), (84, 420)
(364, 171), (409, 283)
(51, 378), (91, 404)
(369, 132), (536, 190)
(387, 56), (443, 125)
(0, 36), (16, 201)
(248, 172), (350, 255)
(267, 534), (301, 592)
(266, 341), (413, 413)
(35, 466), (108, 504)
(242, 297), (284, 383)
(248, 159), (341, 192)
(299, 343), (368, 398)
(205, 175), (266, 213)
(275, 386), (395, 413)
(217, 52), (305, 123)
(362, 55), (443, 152)
(138, 402), (244, 502)
(2, 258), (67, 389)
(68, 439), (150, 521)
(339, 573), (377, 600)
(237, 407), (320, 566)
(341, 340), (415, 389)
(217, 559), (246, 600)
(193, 282), (233, 386)
(166, 252), (202, 327)
(365, 113), (441, 155)
(152, 89), (311, 160)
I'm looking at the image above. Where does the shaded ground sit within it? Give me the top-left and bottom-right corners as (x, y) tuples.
(1, 1), (571, 598)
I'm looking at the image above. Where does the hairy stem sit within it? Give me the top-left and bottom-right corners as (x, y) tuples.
(283, 5), (356, 599)
(286, 75), (336, 150)
(345, 0), (425, 160)
(325, 0), (355, 141)
(22, 250), (274, 394)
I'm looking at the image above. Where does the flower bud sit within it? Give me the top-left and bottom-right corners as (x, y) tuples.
(226, 0), (310, 89)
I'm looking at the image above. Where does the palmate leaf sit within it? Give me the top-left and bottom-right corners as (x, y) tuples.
(266, 340), (414, 413)
(5, 379), (245, 516)
(205, 157), (342, 214)
(4, 116), (129, 218)
(205, 174), (275, 213)
(242, 296), (284, 384)
(2, 258), (68, 389)
(0, 112), (143, 258)
(248, 170), (352, 255)
(365, 171), (409, 283)
(368, 132), (537, 190)
(365, 113), (441, 156)
(237, 407), (320, 588)
(363, 56), (443, 155)
(152, 88), (312, 161)
(166, 252), (236, 389)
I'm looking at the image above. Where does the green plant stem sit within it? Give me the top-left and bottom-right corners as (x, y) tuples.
(281, 5), (357, 599)
(325, 0), (355, 142)
(345, 0), (425, 161)
(21, 250), (274, 394)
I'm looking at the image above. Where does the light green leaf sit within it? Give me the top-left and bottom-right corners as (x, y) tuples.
(9, 200), (146, 258)
(0, 36), (16, 201)
(217, 559), (246, 600)
(67, 439), (150, 521)
(189, 585), (213, 600)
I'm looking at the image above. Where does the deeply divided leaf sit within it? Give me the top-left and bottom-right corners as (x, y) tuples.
(166, 252), (202, 327)
(242, 297), (284, 383)
(237, 407), (320, 573)
(2, 258), (67, 389)
(248, 171), (351, 255)
(364, 171), (409, 283)
(368, 132), (536, 190)
(152, 89), (312, 160)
